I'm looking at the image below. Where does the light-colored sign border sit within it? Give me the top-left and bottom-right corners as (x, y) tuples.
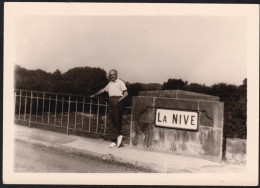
(155, 108), (199, 131)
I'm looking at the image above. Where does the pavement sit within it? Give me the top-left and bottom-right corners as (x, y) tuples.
(14, 124), (246, 173)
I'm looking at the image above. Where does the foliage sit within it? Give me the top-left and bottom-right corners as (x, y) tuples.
(14, 65), (247, 139)
(14, 65), (108, 96)
(162, 78), (247, 139)
(15, 65), (52, 91)
(124, 82), (163, 107)
(162, 79), (187, 90)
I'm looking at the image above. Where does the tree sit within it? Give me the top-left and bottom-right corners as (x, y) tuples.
(53, 69), (61, 77)
(62, 66), (108, 95)
(14, 65), (52, 91)
(162, 79), (187, 90)
(14, 65), (108, 95)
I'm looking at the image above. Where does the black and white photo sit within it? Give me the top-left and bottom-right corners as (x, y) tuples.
(3, 2), (259, 186)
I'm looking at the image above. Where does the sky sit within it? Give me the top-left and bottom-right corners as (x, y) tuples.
(14, 15), (247, 86)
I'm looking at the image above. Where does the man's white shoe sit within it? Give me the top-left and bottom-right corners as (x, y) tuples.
(109, 142), (117, 148)
(117, 135), (123, 148)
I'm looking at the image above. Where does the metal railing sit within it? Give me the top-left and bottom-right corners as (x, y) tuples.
(14, 89), (132, 139)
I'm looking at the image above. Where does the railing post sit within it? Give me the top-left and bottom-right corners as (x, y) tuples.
(61, 97), (64, 126)
(81, 97), (85, 130)
(48, 96), (51, 124)
(29, 91), (33, 127)
(66, 96), (71, 134)
(130, 108), (133, 146)
(96, 99), (100, 133)
(74, 99), (78, 131)
(14, 91), (16, 116)
(130, 121), (133, 146)
(54, 95), (57, 125)
(18, 90), (22, 119)
(24, 93), (27, 121)
(89, 99), (92, 131)
(104, 101), (107, 135)
(42, 93), (45, 123)
(36, 95), (39, 121)
(14, 91), (131, 139)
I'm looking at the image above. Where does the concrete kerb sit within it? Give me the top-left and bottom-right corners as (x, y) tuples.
(14, 125), (246, 173)
(15, 137), (158, 173)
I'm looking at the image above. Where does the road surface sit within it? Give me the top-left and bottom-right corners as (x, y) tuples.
(14, 141), (145, 173)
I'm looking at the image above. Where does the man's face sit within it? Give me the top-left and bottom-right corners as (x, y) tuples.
(109, 70), (117, 81)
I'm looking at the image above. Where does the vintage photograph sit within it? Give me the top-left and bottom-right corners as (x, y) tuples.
(3, 3), (259, 185)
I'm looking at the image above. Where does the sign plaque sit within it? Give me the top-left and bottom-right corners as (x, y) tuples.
(155, 108), (198, 130)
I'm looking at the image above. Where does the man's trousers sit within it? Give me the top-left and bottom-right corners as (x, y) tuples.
(107, 96), (123, 143)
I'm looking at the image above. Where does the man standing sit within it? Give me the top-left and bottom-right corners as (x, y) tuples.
(91, 69), (128, 148)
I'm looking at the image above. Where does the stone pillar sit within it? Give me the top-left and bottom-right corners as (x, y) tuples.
(131, 90), (224, 162)
(225, 138), (246, 163)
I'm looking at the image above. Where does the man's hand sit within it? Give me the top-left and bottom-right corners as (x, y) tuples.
(117, 91), (128, 103)
(91, 89), (105, 98)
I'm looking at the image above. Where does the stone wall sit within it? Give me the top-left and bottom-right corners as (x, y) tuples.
(225, 138), (246, 164)
(131, 90), (224, 162)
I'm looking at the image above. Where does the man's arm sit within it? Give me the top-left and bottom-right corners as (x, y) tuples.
(118, 90), (128, 103)
(91, 88), (106, 98)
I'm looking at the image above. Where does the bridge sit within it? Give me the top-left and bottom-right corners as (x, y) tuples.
(13, 89), (246, 173)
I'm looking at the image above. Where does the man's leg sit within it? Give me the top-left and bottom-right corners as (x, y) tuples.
(112, 101), (124, 147)
(112, 103), (123, 135)
(107, 98), (120, 147)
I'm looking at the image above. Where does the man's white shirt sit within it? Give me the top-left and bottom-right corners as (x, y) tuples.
(104, 79), (127, 97)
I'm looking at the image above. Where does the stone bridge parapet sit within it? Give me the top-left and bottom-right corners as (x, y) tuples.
(131, 90), (224, 162)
